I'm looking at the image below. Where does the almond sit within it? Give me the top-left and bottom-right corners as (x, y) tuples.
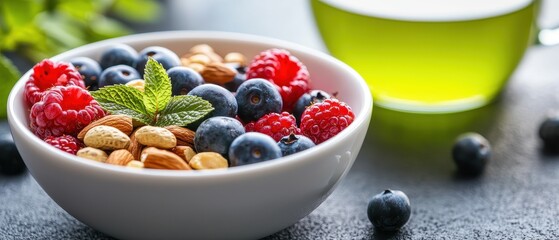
(106, 149), (134, 166)
(78, 115), (133, 140)
(201, 62), (236, 84)
(171, 146), (196, 162)
(126, 160), (144, 168)
(164, 125), (195, 147)
(141, 147), (191, 170)
(127, 128), (143, 160)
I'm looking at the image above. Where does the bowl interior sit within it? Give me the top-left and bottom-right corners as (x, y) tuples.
(8, 31), (372, 176)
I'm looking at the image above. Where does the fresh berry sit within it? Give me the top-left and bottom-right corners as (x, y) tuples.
(194, 117), (245, 158)
(300, 98), (355, 144)
(29, 86), (105, 139)
(24, 59), (85, 106)
(98, 65), (141, 88)
(0, 121), (26, 175)
(452, 133), (491, 175)
(246, 48), (310, 112)
(44, 135), (83, 155)
(235, 78), (282, 123)
(245, 112), (301, 142)
(293, 90), (331, 125)
(223, 72), (246, 92)
(225, 62), (247, 74)
(70, 57), (102, 91)
(229, 132), (282, 166)
(538, 114), (559, 150)
(99, 44), (138, 69)
(134, 46), (181, 77)
(187, 84), (238, 130)
(367, 189), (411, 232)
(168, 66), (204, 96)
(278, 133), (315, 156)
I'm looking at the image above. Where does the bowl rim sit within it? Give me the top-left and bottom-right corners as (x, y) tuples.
(7, 30), (373, 179)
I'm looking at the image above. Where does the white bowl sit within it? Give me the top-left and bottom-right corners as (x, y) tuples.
(7, 31), (372, 240)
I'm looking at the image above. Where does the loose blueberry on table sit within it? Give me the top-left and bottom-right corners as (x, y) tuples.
(367, 189), (411, 232)
(0, 121), (26, 175)
(21, 44), (355, 170)
(452, 132), (491, 175)
(538, 113), (559, 150)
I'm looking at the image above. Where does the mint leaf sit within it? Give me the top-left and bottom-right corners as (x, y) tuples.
(91, 85), (152, 124)
(155, 95), (213, 127)
(143, 58), (171, 115)
(0, 54), (21, 119)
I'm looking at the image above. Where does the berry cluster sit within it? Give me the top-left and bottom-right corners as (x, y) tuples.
(25, 59), (106, 142)
(25, 44), (355, 169)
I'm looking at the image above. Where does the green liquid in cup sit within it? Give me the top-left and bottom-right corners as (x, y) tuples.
(311, 0), (537, 112)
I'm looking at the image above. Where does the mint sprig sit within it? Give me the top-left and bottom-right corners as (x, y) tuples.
(91, 58), (213, 126)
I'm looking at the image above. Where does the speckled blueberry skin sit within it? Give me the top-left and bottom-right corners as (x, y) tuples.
(194, 116), (245, 158)
(168, 66), (204, 96)
(293, 90), (331, 125)
(278, 134), (316, 156)
(229, 132), (282, 166)
(98, 65), (141, 88)
(188, 84), (237, 118)
(235, 78), (282, 123)
(134, 46), (181, 77)
(70, 57), (102, 91)
(99, 44), (138, 69)
(367, 189), (411, 232)
(452, 132), (491, 175)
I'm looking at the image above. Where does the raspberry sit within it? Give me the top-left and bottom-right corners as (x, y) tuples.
(29, 86), (105, 139)
(245, 112), (301, 142)
(44, 135), (83, 155)
(246, 48), (310, 112)
(300, 99), (355, 144)
(24, 59), (85, 106)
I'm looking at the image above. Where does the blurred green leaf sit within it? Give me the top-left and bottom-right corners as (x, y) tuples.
(111, 0), (161, 22)
(1, 0), (40, 28)
(36, 12), (87, 49)
(0, 54), (21, 119)
(87, 14), (131, 41)
(0, 0), (161, 63)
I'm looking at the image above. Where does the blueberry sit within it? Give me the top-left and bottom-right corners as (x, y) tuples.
(187, 84), (238, 130)
(235, 78), (282, 123)
(225, 62), (247, 74)
(452, 132), (491, 175)
(278, 133), (315, 156)
(168, 66), (204, 96)
(0, 121), (26, 175)
(223, 72), (246, 92)
(98, 65), (141, 88)
(99, 44), (138, 69)
(367, 189), (411, 232)
(194, 117), (245, 159)
(293, 90), (331, 125)
(229, 132), (282, 166)
(134, 46), (181, 77)
(70, 57), (102, 91)
(538, 114), (559, 150)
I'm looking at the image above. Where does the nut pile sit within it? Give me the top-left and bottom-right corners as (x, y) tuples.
(24, 43), (356, 170)
(75, 115), (225, 170)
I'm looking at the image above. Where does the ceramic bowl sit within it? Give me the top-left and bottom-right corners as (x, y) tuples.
(7, 31), (372, 240)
